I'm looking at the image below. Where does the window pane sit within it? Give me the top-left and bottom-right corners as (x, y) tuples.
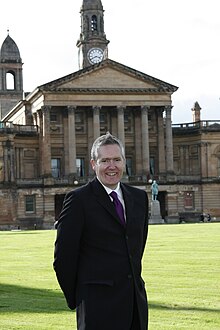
(51, 158), (61, 178)
(76, 158), (85, 177)
(150, 158), (155, 175)
(25, 196), (35, 213)
(126, 158), (132, 176)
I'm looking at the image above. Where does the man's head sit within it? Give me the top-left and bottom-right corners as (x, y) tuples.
(90, 132), (125, 189)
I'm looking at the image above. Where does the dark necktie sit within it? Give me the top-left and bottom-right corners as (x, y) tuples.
(110, 191), (125, 225)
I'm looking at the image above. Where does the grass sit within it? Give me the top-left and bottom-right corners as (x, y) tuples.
(0, 223), (219, 329)
(144, 223), (220, 329)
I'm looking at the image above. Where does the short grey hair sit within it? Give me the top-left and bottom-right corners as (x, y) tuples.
(91, 132), (125, 161)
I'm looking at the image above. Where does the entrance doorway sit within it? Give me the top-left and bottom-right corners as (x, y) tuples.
(157, 191), (167, 221)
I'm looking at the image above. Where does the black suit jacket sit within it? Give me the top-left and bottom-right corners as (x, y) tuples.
(54, 178), (149, 330)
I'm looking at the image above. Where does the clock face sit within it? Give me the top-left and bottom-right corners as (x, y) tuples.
(87, 48), (104, 64)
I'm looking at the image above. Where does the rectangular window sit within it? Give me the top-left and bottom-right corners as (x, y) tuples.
(124, 110), (133, 133)
(75, 111), (85, 132)
(25, 195), (35, 213)
(184, 191), (194, 209)
(100, 112), (107, 124)
(75, 112), (84, 124)
(50, 113), (57, 122)
(51, 158), (61, 178)
(76, 158), (85, 177)
(150, 157), (155, 176)
(126, 158), (132, 176)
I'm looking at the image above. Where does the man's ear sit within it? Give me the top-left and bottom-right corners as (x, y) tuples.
(90, 159), (96, 171)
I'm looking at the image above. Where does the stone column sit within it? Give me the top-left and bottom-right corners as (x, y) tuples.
(179, 145), (185, 174)
(141, 106), (150, 177)
(200, 142), (208, 178)
(117, 106), (125, 146)
(0, 141), (4, 182)
(67, 106), (77, 176)
(157, 108), (166, 174)
(25, 105), (33, 125)
(3, 140), (10, 182)
(93, 106), (100, 140)
(165, 105), (174, 173)
(9, 140), (15, 182)
(37, 110), (43, 176)
(3, 138), (15, 182)
(41, 106), (51, 176)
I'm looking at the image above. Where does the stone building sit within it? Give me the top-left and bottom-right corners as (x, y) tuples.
(0, 0), (219, 229)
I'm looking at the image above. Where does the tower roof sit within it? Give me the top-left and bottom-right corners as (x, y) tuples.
(81, 0), (103, 10)
(0, 34), (22, 63)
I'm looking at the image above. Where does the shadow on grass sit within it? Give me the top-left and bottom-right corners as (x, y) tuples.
(0, 283), (72, 313)
(149, 301), (220, 313)
(1, 283), (219, 315)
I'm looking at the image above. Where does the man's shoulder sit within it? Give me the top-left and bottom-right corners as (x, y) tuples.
(121, 183), (147, 196)
(68, 179), (97, 196)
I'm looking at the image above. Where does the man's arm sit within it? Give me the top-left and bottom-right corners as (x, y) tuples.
(53, 191), (84, 310)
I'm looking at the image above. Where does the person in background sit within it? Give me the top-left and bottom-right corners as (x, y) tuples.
(53, 132), (149, 330)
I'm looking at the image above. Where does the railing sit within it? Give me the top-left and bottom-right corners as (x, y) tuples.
(7, 174), (220, 187)
(15, 176), (88, 186)
(16, 179), (43, 185)
(172, 120), (220, 130)
(0, 122), (38, 133)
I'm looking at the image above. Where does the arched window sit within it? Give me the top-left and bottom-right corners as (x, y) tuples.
(91, 15), (97, 31)
(6, 71), (15, 90)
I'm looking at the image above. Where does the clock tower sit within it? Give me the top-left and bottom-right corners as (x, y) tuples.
(77, 0), (109, 69)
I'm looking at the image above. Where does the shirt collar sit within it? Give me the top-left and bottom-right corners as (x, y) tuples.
(96, 177), (121, 197)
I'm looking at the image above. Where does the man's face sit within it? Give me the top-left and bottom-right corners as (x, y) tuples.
(90, 144), (125, 189)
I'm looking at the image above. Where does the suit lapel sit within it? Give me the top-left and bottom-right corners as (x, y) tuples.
(121, 184), (134, 225)
(91, 178), (134, 227)
(91, 178), (123, 225)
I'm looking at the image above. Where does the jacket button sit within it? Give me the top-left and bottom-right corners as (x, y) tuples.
(127, 274), (132, 279)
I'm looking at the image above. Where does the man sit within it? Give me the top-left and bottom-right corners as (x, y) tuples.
(53, 132), (149, 330)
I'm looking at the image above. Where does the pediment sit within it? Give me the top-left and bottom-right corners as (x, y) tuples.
(60, 67), (156, 89)
(40, 59), (178, 94)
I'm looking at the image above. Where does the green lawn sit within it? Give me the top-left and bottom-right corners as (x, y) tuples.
(0, 223), (219, 329)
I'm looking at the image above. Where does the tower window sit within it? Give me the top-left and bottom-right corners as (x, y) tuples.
(6, 71), (15, 90)
(91, 15), (97, 31)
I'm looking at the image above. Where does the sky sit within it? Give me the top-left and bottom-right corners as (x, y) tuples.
(1, 0), (220, 123)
